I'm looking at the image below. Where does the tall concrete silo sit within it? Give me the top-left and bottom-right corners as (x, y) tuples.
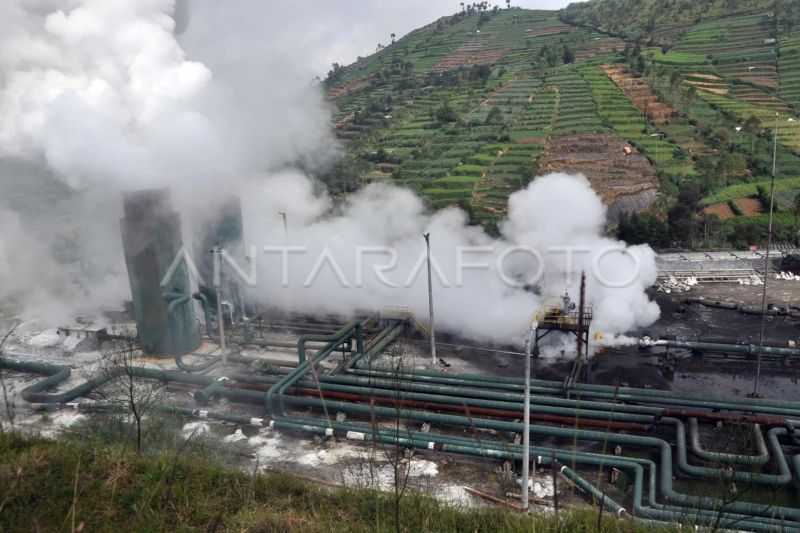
(120, 189), (200, 355)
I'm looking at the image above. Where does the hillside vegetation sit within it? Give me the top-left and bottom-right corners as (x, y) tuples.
(323, 0), (800, 249)
(560, 0), (776, 45)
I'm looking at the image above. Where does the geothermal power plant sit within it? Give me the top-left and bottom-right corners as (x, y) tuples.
(4, 1), (800, 531)
(2, 187), (800, 531)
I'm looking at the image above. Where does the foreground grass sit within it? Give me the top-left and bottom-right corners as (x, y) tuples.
(0, 431), (677, 532)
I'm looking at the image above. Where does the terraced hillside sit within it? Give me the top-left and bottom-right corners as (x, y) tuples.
(779, 34), (800, 110)
(538, 133), (658, 221)
(648, 14), (779, 90)
(561, 0), (775, 45)
(324, 1), (800, 247)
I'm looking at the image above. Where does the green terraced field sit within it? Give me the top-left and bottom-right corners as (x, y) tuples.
(651, 13), (779, 91)
(696, 90), (800, 152)
(646, 49), (710, 68)
(325, 3), (800, 234)
(579, 65), (695, 177)
(703, 176), (800, 205)
(779, 35), (800, 109)
(561, 0), (775, 44)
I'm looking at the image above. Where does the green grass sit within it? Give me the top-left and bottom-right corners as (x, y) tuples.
(0, 431), (684, 533)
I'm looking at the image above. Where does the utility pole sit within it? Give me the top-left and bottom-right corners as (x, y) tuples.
(423, 233), (436, 366)
(521, 321), (535, 511)
(753, 113), (780, 397)
(213, 246), (227, 364)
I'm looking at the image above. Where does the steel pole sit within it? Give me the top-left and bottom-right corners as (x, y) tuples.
(213, 246), (227, 364)
(521, 323), (534, 511)
(423, 233), (436, 366)
(753, 114), (778, 397)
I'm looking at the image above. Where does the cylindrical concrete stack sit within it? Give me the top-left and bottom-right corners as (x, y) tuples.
(120, 189), (200, 355)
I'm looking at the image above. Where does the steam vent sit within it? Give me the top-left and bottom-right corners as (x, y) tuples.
(120, 189), (200, 355)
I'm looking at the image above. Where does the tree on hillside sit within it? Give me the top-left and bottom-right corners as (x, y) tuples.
(696, 156), (719, 191)
(743, 115), (762, 153)
(697, 152), (747, 191)
(645, 15), (657, 33)
(717, 152), (748, 185)
(563, 45), (575, 64)
(617, 212), (669, 247)
(468, 64), (492, 82)
(485, 106), (504, 125)
(540, 45), (560, 67)
(673, 146), (688, 161)
(325, 62), (344, 87)
(319, 155), (367, 194)
(668, 185), (702, 245)
(434, 101), (459, 123)
(710, 127), (732, 150)
(683, 85), (697, 107)
(633, 55), (647, 75)
(744, 115), (762, 135)
(669, 70), (683, 98)
(776, 0), (800, 32)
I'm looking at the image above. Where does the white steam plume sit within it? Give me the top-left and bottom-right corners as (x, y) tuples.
(501, 174), (660, 335)
(0, 207), (126, 324)
(0, 1), (661, 346)
(243, 172), (660, 346)
(0, 0), (336, 192)
(0, 0), (336, 322)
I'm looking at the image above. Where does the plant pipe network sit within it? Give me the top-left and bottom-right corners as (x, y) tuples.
(4, 319), (800, 531)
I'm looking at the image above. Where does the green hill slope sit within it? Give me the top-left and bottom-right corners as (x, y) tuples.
(323, 2), (800, 247)
(560, 0), (776, 45)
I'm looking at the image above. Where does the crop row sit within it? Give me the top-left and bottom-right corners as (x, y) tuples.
(579, 65), (695, 177)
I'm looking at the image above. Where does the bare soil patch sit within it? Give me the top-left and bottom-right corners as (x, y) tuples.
(601, 65), (677, 124)
(703, 202), (735, 220)
(538, 133), (659, 212)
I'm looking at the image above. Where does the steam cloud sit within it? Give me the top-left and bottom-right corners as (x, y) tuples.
(0, 0), (336, 322)
(244, 172), (660, 345)
(0, 1), (661, 346)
